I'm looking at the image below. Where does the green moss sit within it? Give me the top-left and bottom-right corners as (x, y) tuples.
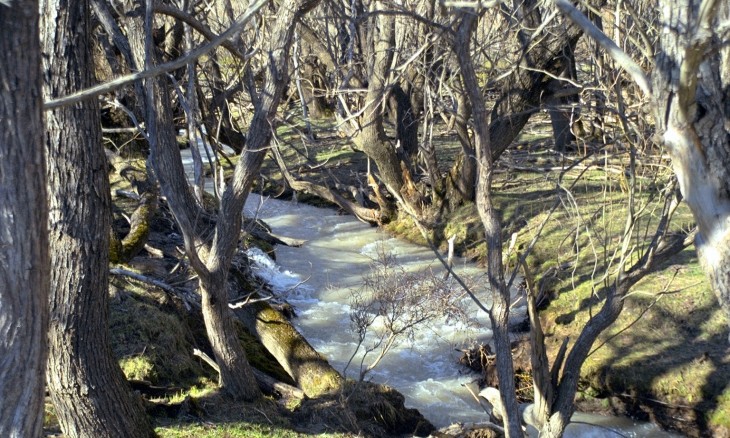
(109, 234), (123, 264)
(109, 283), (210, 386)
(240, 302), (344, 397)
(120, 356), (158, 382)
(303, 369), (343, 398)
(236, 323), (294, 386)
(120, 202), (152, 256)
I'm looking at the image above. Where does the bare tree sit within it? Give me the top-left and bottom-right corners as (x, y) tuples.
(452, 1), (695, 436)
(453, 10), (523, 436)
(0, 2), (50, 437)
(138, 0), (326, 399)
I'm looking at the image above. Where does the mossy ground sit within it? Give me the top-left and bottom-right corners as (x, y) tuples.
(464, 169), (727, 435)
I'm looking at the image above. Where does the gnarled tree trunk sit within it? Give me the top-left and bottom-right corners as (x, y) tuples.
(652, 0), (730, 336)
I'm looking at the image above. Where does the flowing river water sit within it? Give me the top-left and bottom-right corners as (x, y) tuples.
(180, 147), (681, 437)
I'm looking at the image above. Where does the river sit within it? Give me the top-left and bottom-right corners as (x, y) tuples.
(180, 147), (681, 437)
(241, 194), (681, 437)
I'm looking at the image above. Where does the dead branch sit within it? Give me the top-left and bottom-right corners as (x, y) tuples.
(553, 0), (651, 95)
(110, 267), (199, 310)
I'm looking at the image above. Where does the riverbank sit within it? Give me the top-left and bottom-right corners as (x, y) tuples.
(45, 119), (728, 437)
(260, 117), (730, 437)
(390, 165), (729, 436)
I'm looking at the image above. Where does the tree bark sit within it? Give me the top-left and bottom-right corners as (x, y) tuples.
(547, 47), (578, 151)
(40, 0), (155, 435)
(652, 0), (730, 337)
(446, 84), (477, 206)
(488, 0), (583, 160)
(135, 0), (260, 400)
(454, 12), (523, 438)
(195, 0), (320, 400)
(350, 1), (425, 218)
(389, 83), (420, 158)
(0, 3), (49, 437)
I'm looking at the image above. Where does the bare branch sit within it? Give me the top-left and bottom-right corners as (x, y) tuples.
(44, 0), (268, 110)
(553, 0), (652, 96)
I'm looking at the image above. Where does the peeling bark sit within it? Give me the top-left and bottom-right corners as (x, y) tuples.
(652, 0), (730, 337)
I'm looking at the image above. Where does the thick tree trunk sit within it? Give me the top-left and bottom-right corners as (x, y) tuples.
(141, 0), (320, 400)
(107, 0), (257, 400)
(353, 2), (404, 216)
(199, 279), (260, 400)
(389, 83), (420, 158)
(652, 0), (730, 337)
(40, 0), (155, 435)
(446, 89), (477, 206)
(143, 23), (262, 403)
(488, 0), (583, 160)
(200, 0), (320, 398)
(351, 1), (425, 218)
(0, 3), (49, 436)
(547, 47), (578, 151)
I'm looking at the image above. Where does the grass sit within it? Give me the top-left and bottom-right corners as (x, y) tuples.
(157, 424), (310, 438)
(479, 159), (730, 434)
(371, 131), (730, 433)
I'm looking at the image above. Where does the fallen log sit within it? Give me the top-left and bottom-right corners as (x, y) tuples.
(233, 301), (344, 397)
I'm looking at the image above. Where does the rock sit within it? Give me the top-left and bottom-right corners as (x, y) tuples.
(430, 422), (503, 437)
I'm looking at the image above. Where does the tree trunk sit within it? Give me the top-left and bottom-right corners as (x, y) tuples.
(488, 0), (583, 160)
(652, 0), (730, 337)
(446, 87), (477, 207)
(389, 83), (420, 158)
(199, 279), (261, 400)
(548, 47), (578, 151)
(40, 0), (155, 435)
(454, 13), (523, 438)
(350, 1), (415, 218)
(197, 0), (320, 398)
(0, 3), (49, 436)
